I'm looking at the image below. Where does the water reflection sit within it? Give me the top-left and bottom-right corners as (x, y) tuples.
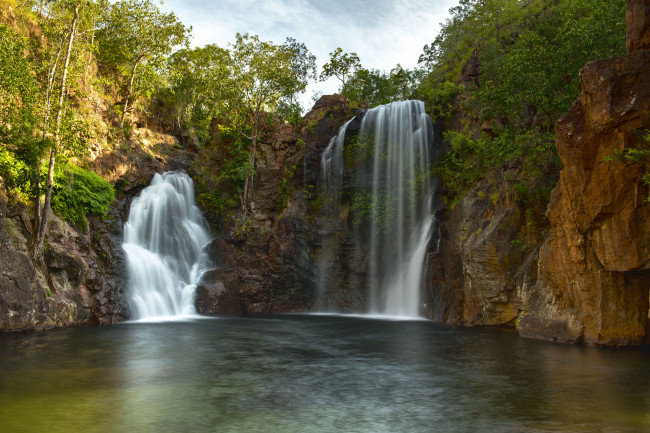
(0, 315), (649, 433)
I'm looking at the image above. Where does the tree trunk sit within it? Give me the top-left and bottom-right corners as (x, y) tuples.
(85, 19), (95, 80)
(32, 4), (79, 256)
(30, 37), (64, 248)
(121, 57), (143, 125)
(242, 110), (261, 212)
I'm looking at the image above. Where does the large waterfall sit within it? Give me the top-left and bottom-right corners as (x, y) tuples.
(321, 100), (440, 317)
(123, 172), (212, 320)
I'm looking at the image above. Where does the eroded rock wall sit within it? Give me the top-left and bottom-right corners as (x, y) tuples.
(0, 122), (196, 331)
(426, 174), (550, 328)
(0, 190), (128, 331)
(518, 46), (650, 346)
(515, 1), (650, 345)
(195, 95), (355, 315)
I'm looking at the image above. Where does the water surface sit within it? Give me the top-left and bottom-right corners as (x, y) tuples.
(0, 315), (648, 432)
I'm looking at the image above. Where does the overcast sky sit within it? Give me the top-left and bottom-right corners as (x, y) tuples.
(153, 0), (459, 110)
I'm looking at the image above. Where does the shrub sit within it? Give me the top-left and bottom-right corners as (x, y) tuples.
(52, 165), (115, 229)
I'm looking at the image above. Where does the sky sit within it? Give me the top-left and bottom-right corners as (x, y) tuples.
(153, 0), (459, 110)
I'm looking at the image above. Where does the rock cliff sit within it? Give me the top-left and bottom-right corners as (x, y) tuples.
(0, 124), (193, 331)
(518, 12), (650, 345)
(194, 95), (353, 314)
(426, 0), (650, 346)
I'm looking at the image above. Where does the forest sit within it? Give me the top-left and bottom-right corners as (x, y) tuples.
(0, 0), (629, 254)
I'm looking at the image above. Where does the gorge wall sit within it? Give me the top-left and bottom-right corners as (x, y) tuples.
(518, 2), (650, 345)
(429, 0), (650, 346)
(194, 95), (362, 315)
(2, 2), (649, 348)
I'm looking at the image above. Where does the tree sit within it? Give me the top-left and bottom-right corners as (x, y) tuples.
(320, 47), (362, 94)
(228, 33), (310, 211)
(97, 0), (190, 124)
(278, 37), (316, 124)
(0, 24), (42, 202)
(33, 1), (81, 255)
(3, 0), (110, 256)
(162, 44), (233, 143)
(342, 64), (417, 108)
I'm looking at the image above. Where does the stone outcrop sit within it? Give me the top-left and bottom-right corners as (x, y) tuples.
(627, 0), (650, 52)
(194, 95), (352, 315)
(0, 119), (194, 331)
(426, 174), (550, 328)
(0, 192), (128, 331)
(517, 3), (650, 346)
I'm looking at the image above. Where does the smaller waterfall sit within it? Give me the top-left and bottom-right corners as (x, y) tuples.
(123, 172), (212, 320)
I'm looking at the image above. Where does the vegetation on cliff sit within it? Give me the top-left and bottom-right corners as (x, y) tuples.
(0, 0), (319, 243)
(0, 0), (631, 255)
(417, 0), (627, 202)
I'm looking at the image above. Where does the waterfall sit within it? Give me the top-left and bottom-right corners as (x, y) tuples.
(320, 100), (440, 317)
(123, 172), (212, 320)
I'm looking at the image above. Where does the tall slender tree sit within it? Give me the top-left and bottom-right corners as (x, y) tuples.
(31, 2), (80, 256)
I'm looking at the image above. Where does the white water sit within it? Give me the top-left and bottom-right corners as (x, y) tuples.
(321, 100), (439, 318)
(123, 172), (212, 321)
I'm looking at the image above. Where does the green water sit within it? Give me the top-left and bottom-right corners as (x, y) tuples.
(0, 315), (648, 432)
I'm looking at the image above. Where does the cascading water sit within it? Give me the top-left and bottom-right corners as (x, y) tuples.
(320, 100), (441, 317)
(123, 172), (212, 320)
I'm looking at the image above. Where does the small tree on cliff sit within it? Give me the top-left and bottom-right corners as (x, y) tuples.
(97, 0), (190, 125)
(228, 33), (308, 212)
(320, 47), (362, 95)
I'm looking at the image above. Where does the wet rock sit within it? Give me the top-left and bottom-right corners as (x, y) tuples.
(195, 95), (351, 315)
(426, 177), (548, 327)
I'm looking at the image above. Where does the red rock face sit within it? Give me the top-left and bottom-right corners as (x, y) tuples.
(627, 0), (650, 53)
(518, 10), (650, 345)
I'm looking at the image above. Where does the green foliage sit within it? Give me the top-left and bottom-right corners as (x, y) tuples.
(417, 80), (462, 120)
(97, 0), (191, 119)
(350, 190), (396, 234)
(52, 165), (115, 228)
(343, 65), (418, 108)
(420, 0), (625, 202)
(0, 147), (33, 201)
(196, 189), (237, 230)
(158, 43), (233, 143)
(0, 24), (45, 201)
(343, 132), (374, 168)
(320, 47), (362, 94)
(472, 0), (626, 129)
(276, 164), (297, 211)
(603, 129), (650, 201)
(435, 127), (557, 201)
(276, 100), (303, 126)
(216, 126), (254, 193)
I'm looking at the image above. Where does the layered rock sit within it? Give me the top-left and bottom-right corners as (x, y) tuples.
(518, 4), (650, 345)
(426, 174), (549, 327)
(0, 194), (128, 331)
(194, 95), (352, 314)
